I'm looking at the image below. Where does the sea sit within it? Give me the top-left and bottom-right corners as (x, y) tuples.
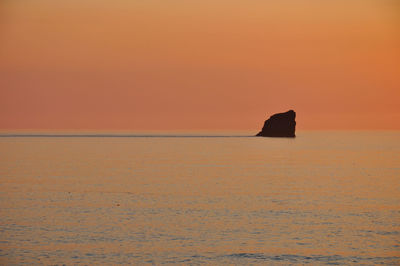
(0, 131), (399, 265)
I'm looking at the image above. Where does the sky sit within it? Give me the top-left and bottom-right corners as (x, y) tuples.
(0, 0), (399, 131)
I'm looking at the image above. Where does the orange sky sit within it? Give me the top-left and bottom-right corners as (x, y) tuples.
(0, 0), (399, 131)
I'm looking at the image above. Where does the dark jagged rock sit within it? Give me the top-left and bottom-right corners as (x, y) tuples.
(256, 110), (296, 137)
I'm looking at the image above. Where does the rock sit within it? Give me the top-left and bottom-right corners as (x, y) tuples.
(256, 110), (296, 137)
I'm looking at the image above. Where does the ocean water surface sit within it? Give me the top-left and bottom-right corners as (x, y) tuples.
(0, 131), (399, 265)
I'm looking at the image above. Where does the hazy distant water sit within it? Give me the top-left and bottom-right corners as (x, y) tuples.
(0, 131), (399, 265)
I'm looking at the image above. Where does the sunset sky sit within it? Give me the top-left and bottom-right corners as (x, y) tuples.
(0, 0), (399, 131)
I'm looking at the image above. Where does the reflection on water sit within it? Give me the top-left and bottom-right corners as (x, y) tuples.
(0, 131), (399, 264)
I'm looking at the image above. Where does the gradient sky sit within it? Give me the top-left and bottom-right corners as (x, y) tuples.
(0, 0), (399, 131)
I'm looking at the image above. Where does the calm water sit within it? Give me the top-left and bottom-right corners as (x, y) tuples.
(0, 131), (399, 265)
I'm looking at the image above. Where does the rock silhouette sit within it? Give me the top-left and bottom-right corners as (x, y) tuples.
(256, 110), (296, 137)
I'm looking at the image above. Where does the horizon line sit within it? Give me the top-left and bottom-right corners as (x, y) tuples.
(0, 134), (254, 138)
